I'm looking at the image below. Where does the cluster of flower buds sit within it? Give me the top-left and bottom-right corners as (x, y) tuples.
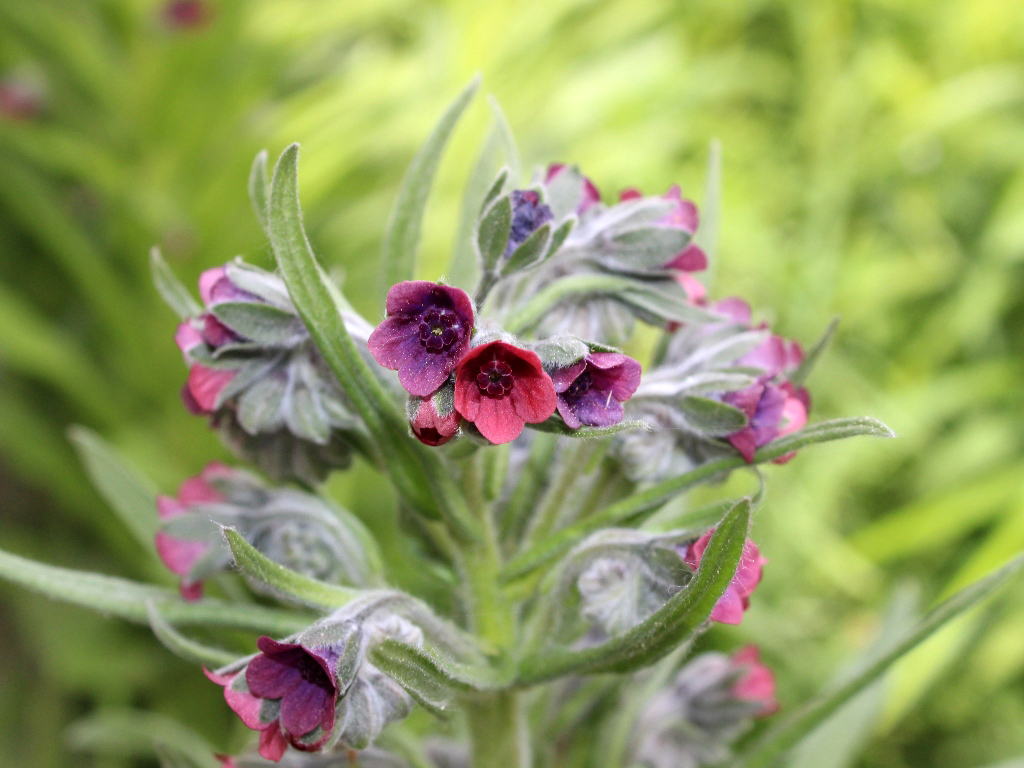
(168, 260), (371, 482)
(156, 463), (381, 599)
(632, 647), (778, 768)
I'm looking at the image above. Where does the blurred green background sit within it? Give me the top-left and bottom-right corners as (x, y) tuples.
(1, 0), (1022, 766)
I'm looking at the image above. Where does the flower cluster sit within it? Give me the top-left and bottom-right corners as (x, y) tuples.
(156, 463), (380, 600)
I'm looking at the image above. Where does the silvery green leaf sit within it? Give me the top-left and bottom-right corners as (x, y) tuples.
(0, 544), (309, 633)
(617, 280), (726, 326)
(517, 500), (750, 682)
(283, 376), (332, 445)
(370, 637), (504, 700)
(150, 247), (201, 320)
(530, 418), (651, 439)
(477, 194), (513, 274)
(223, 528), (364, 609)
(381, 76), (480, 295)
(235, 373), (287, 435)
(791, 316), (839, 387)
(159, 512), (223, 540)
(676, 396), (748, 437)
(503, 417), (894, 581)
(479, 167), (510, 216)
(146, 601), (239, 668)
(333, 666), (415, 750)
(698, 139), (722, 276)
(732, 554), (1024, 768)
(678, 329), (770, 374)
(544, 165), (593, 221)
(532, 335), (590, 369)
(602, 227), (692, 271)
(502, 221), (552, 275)
(249, 149), (271, 236)
(67, 710), (219, 767)
(68, 426), (159, 551)
(576, 197), (674, 239)
(450, 132), (503, 288)
(211, 302), (306, 346)
(545, 215), (575, 259)
(488, 95), (521, 186)
(224, 260), (296, 311)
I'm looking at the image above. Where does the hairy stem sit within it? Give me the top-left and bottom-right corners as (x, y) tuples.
(467, 690), (531, 768)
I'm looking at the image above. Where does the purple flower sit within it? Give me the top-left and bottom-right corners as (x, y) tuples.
(550, 353), (642, 429)
(506, 190), (554, 256)
(722, 379), (809, 463)
(367, 281), (474, 397)
(207, 636), (342, 762)
(155, 462), (231, 600)
(682, 531), (766, 625)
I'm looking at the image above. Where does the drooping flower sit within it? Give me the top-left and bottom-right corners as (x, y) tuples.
(550, 353), (642, 429)
(722, 379), (809, 463)
(620, 185), (707, 273)
(170, 259), (363, 483)
(154, 464), (381, 599)
(367, 281), (474, 397)
(505, 190), (554, 257)
(155, 462), (231, 600)
(453, 341), (557, 444)
(544, 164), (601, 216)
(408, 388), (460, 446)
(730, 645), (779, 717)
(682, 531), (766, 625)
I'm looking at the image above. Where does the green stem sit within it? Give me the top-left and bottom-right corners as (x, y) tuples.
(467, 690), (531, 768)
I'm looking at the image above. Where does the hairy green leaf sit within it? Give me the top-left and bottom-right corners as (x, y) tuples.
(248, 149), (270, 235)
(150, 246), (201, 320)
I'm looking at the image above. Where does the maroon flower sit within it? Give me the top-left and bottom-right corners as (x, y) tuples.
(206, 636), (341, 762)
(155, 462), (231, 600)
(409, 394), (460, 446)
(506, 190), (554, 256)
(731, 645), (779, 717)
(545, 163), (601, 215)
(454, 341), (557, 444)
(0, 79), (43, 121)
(620, 185), (707, 273)
(368, 281), (474, 397)
(682, 531), (766, 625)
(722, 379), (809, 463)
(550, 353), (642, 429)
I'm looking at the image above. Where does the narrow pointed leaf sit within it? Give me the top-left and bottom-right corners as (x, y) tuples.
(146, 601), (239, 668)
(732, 555), (1024, 768)
(451, 134), (503, 287)
(150, 247), (200, 320)
(791, 316), (840, 387)
(0, 545), (309, 633)
(223, 528), (362, 609)
(249, 149), (270, 235)
(530, 419), (651, 438)
(69, 426), (159, 551)
(503, 417), (894, 581)
(477, 194), (513, 274)
(382, 76), (480, 294)
(517, 499), (750, 682)
(501, 222), (552, 276)
(488, 95), (521, 186)
(67, 711), (218, 767)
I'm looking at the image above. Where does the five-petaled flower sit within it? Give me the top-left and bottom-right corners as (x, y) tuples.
(550, 352), (642, 429)
(368, 281), (475, 397)
(155, 461), (230, 600)
(454, 341), (557, 444)
(682, 531), (766, 625)
(723, 379), (809, 463)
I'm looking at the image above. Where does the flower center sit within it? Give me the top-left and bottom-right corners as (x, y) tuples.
(565, 371), (592, 398)
(296, 653), (331, 686)
(418, 308), (461, 352)
(476, 359), (514, 397)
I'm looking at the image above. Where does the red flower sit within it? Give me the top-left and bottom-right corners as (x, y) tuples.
(683, 532), (766, 625)
(731, 645), (779, 717)
(409, 394), (460, 446)
(454, 341), (557, 444)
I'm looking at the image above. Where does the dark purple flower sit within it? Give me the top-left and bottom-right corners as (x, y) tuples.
(550, 353), (642, 429)
(683, 532), (766, 625)
(506, 190), (554, 257)
(545, 164), (601, 215)
(367, 281), (474, 397)
(453, 341), (557, 444)
(155, 462), (231, 600)
(723, 379), (809, 463)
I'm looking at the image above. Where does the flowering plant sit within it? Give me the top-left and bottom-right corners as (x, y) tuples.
(0, 78), (1020, 768)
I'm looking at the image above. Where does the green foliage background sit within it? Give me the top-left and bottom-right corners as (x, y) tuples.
(0, 1), (1022, 766)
